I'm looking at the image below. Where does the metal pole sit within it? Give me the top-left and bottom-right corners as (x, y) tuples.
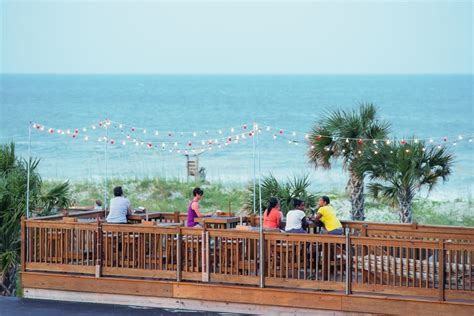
(26, 121), (32, 219)
(257, 122), (264, 288)
(252, 122), (256, 215)
(104, 122), (108, 216)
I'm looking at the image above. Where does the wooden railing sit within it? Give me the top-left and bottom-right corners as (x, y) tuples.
(343, 221), (474, 243)
(22, 218), (474, 303)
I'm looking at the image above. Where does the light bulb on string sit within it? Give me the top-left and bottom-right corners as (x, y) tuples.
(193, 132), (197, 137)
(292, 132), (296, 137)
(429, 138), (434, 143)
(219, 130), (222, 135)
(345, 138), (349, 143)
(119, 124), (123, 129)
(92, 125), (96, 130)
(122, 141), (126, 145)
(231, 127), (234, 133)
(66, 129), (70, 134)
(305, 134), (309, 139)
(273, 135), (277, 140)
(372, 140), (377, 144)
(85, 136), (89, 141)
(83, 128), (87, 132)
(266, 126), (270, 132)
(143, 129), (147, 134)
(458, 135), (463, 140)
(414, 138), (418, 144)
(386, 140), (390, 145)
(155, 131), (159, 136)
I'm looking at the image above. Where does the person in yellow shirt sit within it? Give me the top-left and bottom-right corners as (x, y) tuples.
(314, 196), (343, 235)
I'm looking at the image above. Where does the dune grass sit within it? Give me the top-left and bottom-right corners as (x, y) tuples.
(43, 178), (473, 227)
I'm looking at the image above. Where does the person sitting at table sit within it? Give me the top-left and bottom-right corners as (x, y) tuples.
(93, 199), (102, 210)
(314, 196), (343, 235)
(187, 187), (212, 227)
(106, 186), (131, 224)
(263, 197), (282, 230)
(285, 198), (308, 234)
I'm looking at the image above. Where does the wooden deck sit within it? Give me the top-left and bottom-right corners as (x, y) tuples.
(21, 213), (474, 315)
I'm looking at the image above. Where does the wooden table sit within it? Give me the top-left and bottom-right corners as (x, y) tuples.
(127, 212), (169, 224)
(195, 216), (242, 229)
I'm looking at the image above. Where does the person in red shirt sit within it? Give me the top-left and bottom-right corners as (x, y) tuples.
(263, 197), (282, 230)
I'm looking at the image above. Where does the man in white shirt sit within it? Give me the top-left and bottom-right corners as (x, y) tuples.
(285, 198), (308, 234)
(106, 186), (131, 223)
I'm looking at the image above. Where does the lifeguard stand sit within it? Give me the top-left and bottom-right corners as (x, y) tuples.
(185, 153), (203, 182)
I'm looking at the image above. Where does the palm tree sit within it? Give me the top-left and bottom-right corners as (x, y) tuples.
(308, 103), (390, 221)
(0, 142), (71, 296)
(246, 173), (317, 216)
(354, 139), (454, 223)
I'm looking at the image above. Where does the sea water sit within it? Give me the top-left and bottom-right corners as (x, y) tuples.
(1, 74), (472, 200)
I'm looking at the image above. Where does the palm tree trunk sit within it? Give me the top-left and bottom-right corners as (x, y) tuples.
(349, 170), (365, 221)
(0, 264), (17, 296)
(399, 197), (413, 223)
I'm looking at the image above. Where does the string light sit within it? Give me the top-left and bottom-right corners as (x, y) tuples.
(31, 120), (474, 157)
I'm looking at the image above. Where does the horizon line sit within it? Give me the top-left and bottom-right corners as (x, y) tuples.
(1, 72), (473, 76)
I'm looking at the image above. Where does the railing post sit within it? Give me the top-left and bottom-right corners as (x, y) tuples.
(21, 216), (26, 272)
(345, 232), (351, 295)
(201, 227), (209, 282)
(174, 211), (180, 224)
(259, 231), (265, 288)
(95, 216), (102, 278)
(176, 229), (182, 282)
(438, 239), (445, 301)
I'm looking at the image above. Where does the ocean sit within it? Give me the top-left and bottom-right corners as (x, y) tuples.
(0, 74), (473, 200)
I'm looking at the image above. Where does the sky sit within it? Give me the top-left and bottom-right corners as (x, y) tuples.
(0, 0), (472, 74)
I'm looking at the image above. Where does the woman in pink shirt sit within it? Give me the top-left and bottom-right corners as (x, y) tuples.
(263, 197), (282, 230)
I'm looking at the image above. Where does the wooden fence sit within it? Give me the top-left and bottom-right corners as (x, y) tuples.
(22, 218), (473, 303)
